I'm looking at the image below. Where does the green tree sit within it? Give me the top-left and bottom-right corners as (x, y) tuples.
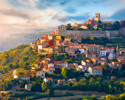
(90, 36), (95, 40)
(119, 93), (125, 100)
(87, 24), (93, 30)
(112, 21), (120, 30)
(97, 20), (103, 30)
(66, 23), (72, 30)
(6, 63), (13, 70)
(61, 67), (68, 78)
(89, 77), (94, 83)
(41, 81), (48, 91)
(31, 82), (41, 91)
(41, 80), (53, 92)
(23, 57), (28, 62)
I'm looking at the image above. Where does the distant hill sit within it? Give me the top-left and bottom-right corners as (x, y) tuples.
(0, 32), (50, 52)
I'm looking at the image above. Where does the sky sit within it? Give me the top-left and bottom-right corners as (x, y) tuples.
(0, 0), (125, 38)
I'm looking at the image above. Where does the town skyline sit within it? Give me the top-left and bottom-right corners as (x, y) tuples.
(0, 0), (125, 38)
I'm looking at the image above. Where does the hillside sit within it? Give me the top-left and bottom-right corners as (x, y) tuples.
(0, 44), (41, 74)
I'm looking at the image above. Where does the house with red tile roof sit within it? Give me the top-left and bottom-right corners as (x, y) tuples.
(54, 61), (68, 68)
(73, 63), (78, 68)
(88, 66), (103, 76)
(100, 47), (114, 57)
(84, 18), (98, 27)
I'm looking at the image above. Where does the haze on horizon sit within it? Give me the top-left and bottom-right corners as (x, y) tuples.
(0, 0), (125, 38)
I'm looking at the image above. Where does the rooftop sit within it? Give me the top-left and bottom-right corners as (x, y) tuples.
(90, 66), (102, 69)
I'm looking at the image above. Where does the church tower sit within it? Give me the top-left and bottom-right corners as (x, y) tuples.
(95, 13), (100, 21)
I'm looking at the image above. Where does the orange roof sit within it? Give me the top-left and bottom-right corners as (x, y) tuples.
(54, 61), (66, 64)
(119, 59), (125, 62)
(65, 37), (72, 39)
(118, 59), (125, 64)
(56, 39), (62, 41)
(102, 21), (113, 24)
(56, 35), (61, 36)
(73, 63), (78, 65)
(91, 58), (99, 60)
(90, 66), (102, 69)
(102, 47), (114, 49)
(42, 34), (48, 38)
(89, 44), (101, 47)
(81, 44), (101, 47)
(49, 34), (54, 36)
(49, 46), (54, 48)
(48, 78), (52, 79)
(69, 43), (81, 46)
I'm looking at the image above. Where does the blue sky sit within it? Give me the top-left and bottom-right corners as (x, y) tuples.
(0, 0), (125, 37)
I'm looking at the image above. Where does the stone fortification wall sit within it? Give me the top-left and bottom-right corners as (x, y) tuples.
(58, 30), (119, 39)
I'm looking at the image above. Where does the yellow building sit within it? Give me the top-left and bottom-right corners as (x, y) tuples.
(64, 37), (71, 42)
(72, 23), (79, 27)
(41, 46), (54, 55)
(101, 62), (106, 66)
(55, 30), (59, 35)
(56, 35), (61, 40)
(48, 34), (54, 40)
(55, 39), (62, 45)
(51, 30), (59, 35)
(90, 58), (99, 64)
(25, 84), (32, 91)
(80, 25), (88, 29)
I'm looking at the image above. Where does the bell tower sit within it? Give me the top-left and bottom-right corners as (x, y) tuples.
(95, 13), (100, 21)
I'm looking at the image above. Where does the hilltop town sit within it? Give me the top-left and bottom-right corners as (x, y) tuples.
(0, 13), (125, 100)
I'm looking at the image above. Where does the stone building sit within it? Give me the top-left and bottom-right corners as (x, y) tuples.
(95, 13), (100, 21)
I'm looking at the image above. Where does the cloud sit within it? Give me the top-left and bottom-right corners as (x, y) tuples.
(0, 7), (42, 20)
(0, 0), (125, 38)
(60, 0), (70, 6)
(7, 0), (40, 7)
(64, 8), (77, 14)
(46, 8), (90, 22)
(110, 9), (125, 20)
(53, 13), (90, 22)
(18, 0), (39, 7)
(68, 13), (90, 21)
